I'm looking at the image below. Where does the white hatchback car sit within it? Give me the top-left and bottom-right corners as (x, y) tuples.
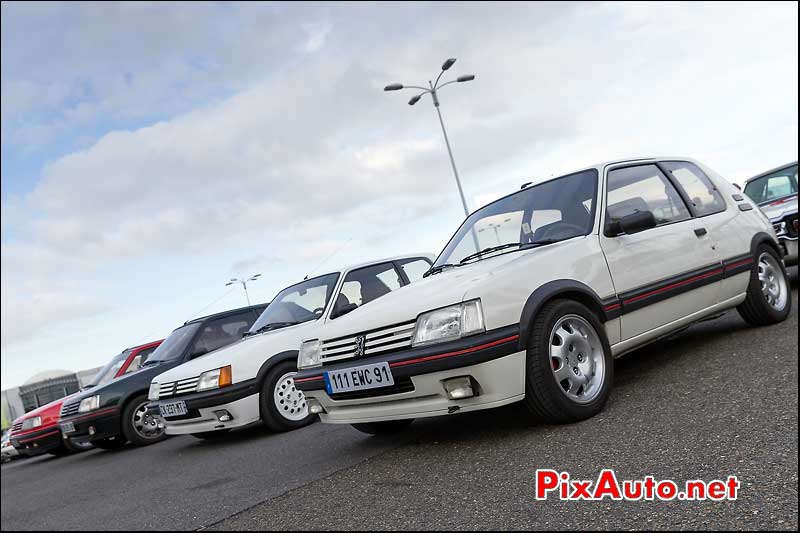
(295, 157), (792, 435)
(147, 254), (433, 438)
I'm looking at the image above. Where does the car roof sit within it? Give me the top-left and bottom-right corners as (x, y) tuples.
(744, 160), (798, 184)
(322, 253), (436, 276)
(185, 303), (269, 325)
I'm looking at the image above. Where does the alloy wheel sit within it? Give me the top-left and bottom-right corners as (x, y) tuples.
(549, 314), (606, 404)
(273, 372), (308, 421)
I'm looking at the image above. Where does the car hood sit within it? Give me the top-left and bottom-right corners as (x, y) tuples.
(63, 363), (164, 404)
(759, 195), (798, 221)
(313, 250), (532, 342)
(152, 321), (317, 383)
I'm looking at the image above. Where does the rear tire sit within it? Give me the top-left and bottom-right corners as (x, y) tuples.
(259, 361), (316, 432)
(737, 245), (792, 326)
(121, 394), (166, 446)
(351, 419), (414, 435)
(191, 429), (231, 440)
(523, 299), (613, 424)
(92, 436), (126, 450)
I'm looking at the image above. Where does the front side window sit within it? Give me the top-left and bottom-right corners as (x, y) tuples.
(124, 346), (158, 374)
(249, 273), (339, 333)
(190, 314), (253, 357)
(744, 164), (798, 205)
(147, 322), (203, 363)
(331, 262), (403, 319)
(661, 161), (726, 216)
(398, 258), (432, 283)
(605, 164), (691, 234)
(435, 169), (598, 267)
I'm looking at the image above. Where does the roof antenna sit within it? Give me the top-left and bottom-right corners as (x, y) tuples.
(304, 237), (352, 280)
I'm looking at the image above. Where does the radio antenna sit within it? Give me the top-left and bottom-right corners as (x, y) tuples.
(304, 238), (352, 280)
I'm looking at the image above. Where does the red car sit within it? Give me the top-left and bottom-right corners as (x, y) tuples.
(9, 340), (162, 457)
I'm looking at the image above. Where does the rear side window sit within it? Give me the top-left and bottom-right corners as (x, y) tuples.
(661, 161), (726, 216)
(606, 164), (691, 234)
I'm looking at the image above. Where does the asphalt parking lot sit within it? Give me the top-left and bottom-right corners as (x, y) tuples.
(2, 282), (797, 531)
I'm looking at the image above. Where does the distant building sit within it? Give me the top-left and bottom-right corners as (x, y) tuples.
(1, 366), (102, 429)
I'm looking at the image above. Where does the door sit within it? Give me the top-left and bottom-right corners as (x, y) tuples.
(600, 163), (722, 341)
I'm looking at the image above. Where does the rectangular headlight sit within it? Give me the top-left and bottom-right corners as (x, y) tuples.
(148, 382), (160, 401)
(196, 366), (232, 392)
(298, 340), (322, 370)
(412, 300), (485, 347)
(21, 416), (42, 430)
(78, 395), (100, 413)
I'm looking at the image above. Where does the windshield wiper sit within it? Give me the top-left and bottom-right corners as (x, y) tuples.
(244, 321), (300, 337)
(458, 238), (573, 265)
(423, 263), (458, 278)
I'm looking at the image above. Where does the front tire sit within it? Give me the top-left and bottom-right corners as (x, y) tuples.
(259, 361), (316, 432)
(121, 394), (166, 446)
(523, 299), (613, 424)
(737, 245), (792, 326)
(351, 419), (414, 435)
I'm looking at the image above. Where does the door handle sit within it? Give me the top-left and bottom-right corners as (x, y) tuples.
(694, 228), (708, 237)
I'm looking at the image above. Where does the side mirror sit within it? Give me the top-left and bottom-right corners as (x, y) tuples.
(608, 210), (657, 237)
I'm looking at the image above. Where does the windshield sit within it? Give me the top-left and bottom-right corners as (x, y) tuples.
(146, 322), (202, 363)
(744, 164), (798, 205)
(435, 169), (598, 267)
(88, 350), (131, 387)
(249, 273), (339, 333)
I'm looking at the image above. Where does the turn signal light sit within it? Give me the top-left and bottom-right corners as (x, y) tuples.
(219, 366), (232, 388)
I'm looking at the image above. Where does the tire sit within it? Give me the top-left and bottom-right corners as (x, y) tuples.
(121, 394), (166, 446)
(259, 360), (316, 432)
(523, 299), (613, 424)
(92, 436), (126, 450)
(191, 429), (231, 440)
(737, 244), (792, 326)
(351, 419), (414, 435)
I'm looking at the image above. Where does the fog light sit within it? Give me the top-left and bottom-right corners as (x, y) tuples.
(214, 410), (232, 422)
(443, 377), (475, 400)
(88, 426), (96, 436)
(307, 398), (324, 415)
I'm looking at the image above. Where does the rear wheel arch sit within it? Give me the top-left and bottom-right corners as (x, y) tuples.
(519, 280), (608, 348)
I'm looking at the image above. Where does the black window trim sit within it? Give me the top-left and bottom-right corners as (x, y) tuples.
(656, 160), (728, 219)
(602, 162), (694, 238)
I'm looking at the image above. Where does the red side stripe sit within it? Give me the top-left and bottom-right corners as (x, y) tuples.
(295, 375), (324, 383)
(725, 258), (753, 270)
(604, 303), (621, 311)
(623, 269), (724, 305)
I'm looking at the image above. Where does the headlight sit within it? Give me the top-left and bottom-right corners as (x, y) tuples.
(196, 366), (232, 392)
(78, 395), (100, 413)
(21, 416), (42, 430)
(298, 340), (322, 370)
(148, 382), (160, 401)
(412, 300), (485, 347)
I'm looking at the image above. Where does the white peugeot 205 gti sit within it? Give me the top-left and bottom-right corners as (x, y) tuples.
(294, 157), (792, 435)
(147, 254), (433, 439)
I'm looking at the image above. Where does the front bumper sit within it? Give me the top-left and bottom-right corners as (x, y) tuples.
(295, 326), (526, 424)
(60, 407), (121, 444)
(147, 379), (260, 435)
(9, 426), (63, 456)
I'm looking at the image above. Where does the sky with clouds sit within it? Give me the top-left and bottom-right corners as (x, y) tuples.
(1, 1), (797, 389)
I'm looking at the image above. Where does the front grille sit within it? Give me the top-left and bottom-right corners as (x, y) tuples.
(61, 402), (80, 417)
(11, 422), (23, 432)
(321, 320), (416, 365)
(158, 377), (200, 398)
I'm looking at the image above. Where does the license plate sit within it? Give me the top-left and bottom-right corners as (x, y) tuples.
(60, 421), (75, 434)
(325, 362), (395, 394)
(159, 400), (187, 417)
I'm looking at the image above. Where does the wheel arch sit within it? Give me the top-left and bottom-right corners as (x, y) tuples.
(750, 231), (783, 258)
(255, 350), (300, 388)
(518, 280), (608, 349)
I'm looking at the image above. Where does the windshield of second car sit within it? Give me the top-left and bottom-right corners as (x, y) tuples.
(248, 273), (339, 333)
(87, 350), (131, 387)
(146, 322), (202, 363)
(744, 164), (798, 205)
(435, 169), (598, 267)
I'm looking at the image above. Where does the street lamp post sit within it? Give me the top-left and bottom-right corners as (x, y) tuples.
(226, 274), (261, 306)
(384, 58), (476, 219)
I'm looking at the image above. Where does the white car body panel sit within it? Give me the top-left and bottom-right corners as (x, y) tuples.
(296, 157), (780, 424)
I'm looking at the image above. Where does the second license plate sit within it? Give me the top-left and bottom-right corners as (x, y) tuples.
(159, 400), (187, 417)
(325, 362), (395, 394)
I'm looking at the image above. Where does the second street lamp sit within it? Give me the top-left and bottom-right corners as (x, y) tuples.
(226, 273), (261, 306)
(384, 57), (475, 219)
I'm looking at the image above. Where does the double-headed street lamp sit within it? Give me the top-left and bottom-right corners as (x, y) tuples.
(226, 274), (261, 306)
(384, 58), (475, 218)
